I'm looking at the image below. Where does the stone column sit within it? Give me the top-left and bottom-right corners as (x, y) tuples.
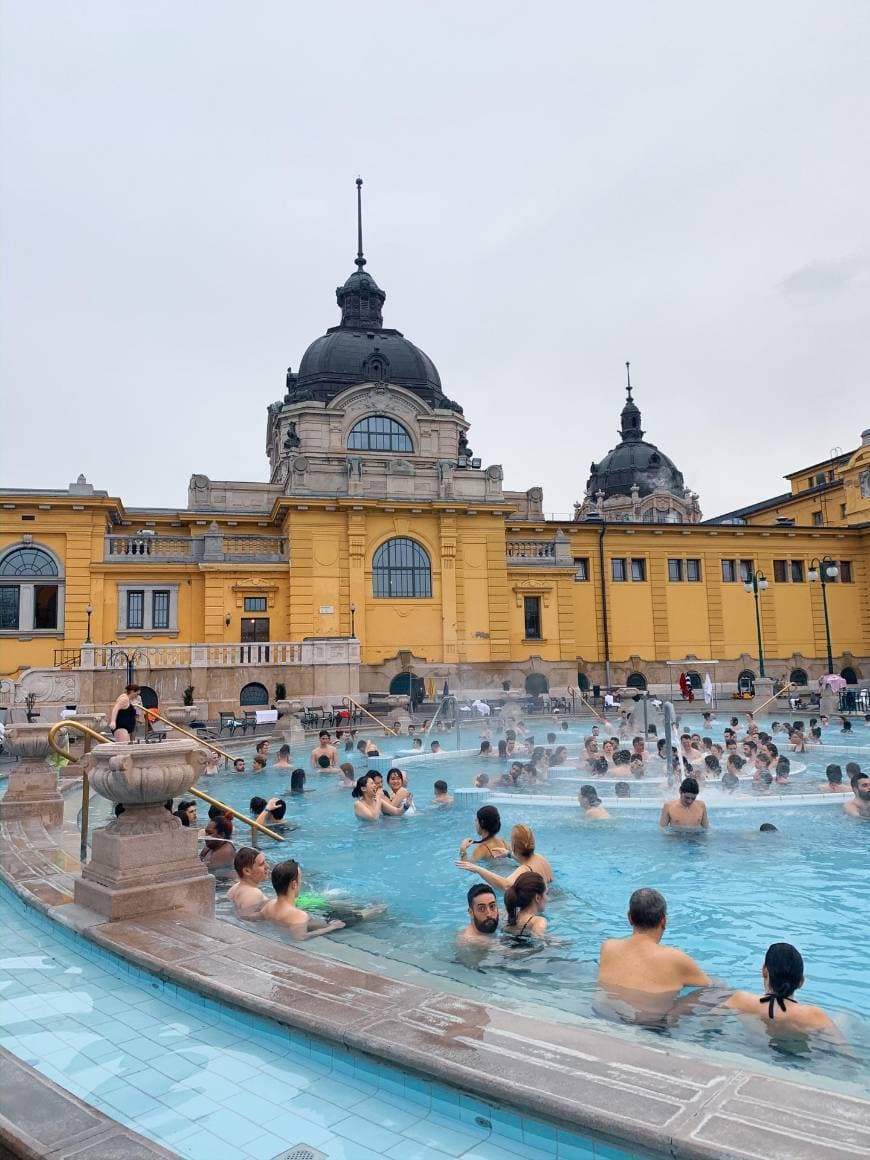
(75, 740), (214, 921)
(0, 724), (64, 828)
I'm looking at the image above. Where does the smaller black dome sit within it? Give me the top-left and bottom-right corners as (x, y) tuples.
(586, 369), (686, 500)
(587, 440), (685, 500)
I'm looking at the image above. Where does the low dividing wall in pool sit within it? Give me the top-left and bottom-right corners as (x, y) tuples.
(1, 812), (868, 1160)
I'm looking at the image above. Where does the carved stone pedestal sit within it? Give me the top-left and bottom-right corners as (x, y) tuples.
(0, 724), (64, 828)
(281, 715), (306, 748)
(74, 740), (214, 921)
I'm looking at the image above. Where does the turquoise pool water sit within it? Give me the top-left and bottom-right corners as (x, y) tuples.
(0, 887), (649, 1160)
(199, 716), (869, 1085)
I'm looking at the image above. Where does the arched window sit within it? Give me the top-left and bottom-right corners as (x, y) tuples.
(372, 538), (432, 598)
(789, 668), (808, 687)
(240, 682), (269, 706)
(577, 672), (590, 692)
(626, 672), (647, 690)
(348, 416), (413, 453)
(0, 544), (64, 633)
(840, 667), (858, 685)
(525, 673), (549, 695)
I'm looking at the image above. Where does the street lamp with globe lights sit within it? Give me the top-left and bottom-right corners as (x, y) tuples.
(808, 556), (838, 674)
(85, 605), (93, 644)
(743, 569), (768, 678)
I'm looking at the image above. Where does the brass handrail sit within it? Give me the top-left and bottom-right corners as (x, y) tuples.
(343, 696), (399, 735)
(47, 721), (284, 855)
(756, 681), (796, 715)
(578, 694), (607, 723)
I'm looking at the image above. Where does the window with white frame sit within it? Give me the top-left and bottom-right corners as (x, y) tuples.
(117, 584), (178, 632)
(0, 544), (64, 633)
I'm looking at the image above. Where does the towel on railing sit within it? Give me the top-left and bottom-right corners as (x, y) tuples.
(254, 709), (278, 724)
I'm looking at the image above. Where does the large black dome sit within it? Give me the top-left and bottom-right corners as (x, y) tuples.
(284, 186), (461, 412)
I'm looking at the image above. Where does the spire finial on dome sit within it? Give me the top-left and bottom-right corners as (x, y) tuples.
(619, 362), (644, 442)
(355, 176), (366, 271)
(625, 360), (632, 401)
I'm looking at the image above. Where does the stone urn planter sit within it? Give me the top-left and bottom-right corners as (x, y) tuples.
(75, 739), (214, 921)
(0, 723), (63, 828)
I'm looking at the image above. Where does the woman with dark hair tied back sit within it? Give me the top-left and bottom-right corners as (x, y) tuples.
(725, 943), (836, 1032)
(458, 805), (510, 862)
(504, 871), (548, 938)
(456, 823), (553, 892)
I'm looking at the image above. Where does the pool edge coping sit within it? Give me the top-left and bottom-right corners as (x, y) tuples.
(2, 817), (868, 1160)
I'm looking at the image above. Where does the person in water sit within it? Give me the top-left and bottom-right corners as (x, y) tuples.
(227, 846), (269, 917)
(250, 796), (287, 830)
(659, 777), (709, 830)
(351, 774), (404, 820)
(820, 764), (851, 794)
(456, 823), (553, 891)
(260, 859), (345, 940)
(200, 816), (236, 872)
(459, 805), (510, 862)
(310, 730), (339, 769)
(274, 744), (292, 769)
(597, 888), (709, 994)
(503, 871), (548, 938)
(579, 785), (610, 820)
(724, 942), (835, 1031)
(432, 779), (453, 805)
(386, 768), (413, 810)
(457, 883), (500, 946)
(844, 772), (870, 819)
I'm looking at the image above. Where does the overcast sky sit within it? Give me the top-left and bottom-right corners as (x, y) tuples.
(2, 1), (868, 519)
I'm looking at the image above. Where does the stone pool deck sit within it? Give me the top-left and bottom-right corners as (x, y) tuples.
(2, 815), (869, 1160)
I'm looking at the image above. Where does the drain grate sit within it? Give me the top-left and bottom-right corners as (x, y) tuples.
(272, 1147), (328, 1160)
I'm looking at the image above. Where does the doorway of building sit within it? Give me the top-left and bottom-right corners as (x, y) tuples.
(240, 617), (270, 663)
(389, 672), (425, 707)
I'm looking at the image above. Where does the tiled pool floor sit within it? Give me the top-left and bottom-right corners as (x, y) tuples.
(0, 891), (647, 1160)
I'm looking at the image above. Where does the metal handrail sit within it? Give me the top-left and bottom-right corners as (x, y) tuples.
(47, 721), (283, 859)
(756, 681), (796, 715)
(578, 694), (607, 723)
(342, 696), (399, 735)
(144, 709), (235, 765)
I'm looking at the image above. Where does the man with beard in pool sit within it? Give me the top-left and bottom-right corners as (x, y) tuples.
(844, 772), (870, 819)
(457, 883), (500, 946)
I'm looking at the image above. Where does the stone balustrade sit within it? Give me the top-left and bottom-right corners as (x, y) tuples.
(506, 530), (574, 566)
(103, 532), (287, 564)
(78, 637), (358, 670)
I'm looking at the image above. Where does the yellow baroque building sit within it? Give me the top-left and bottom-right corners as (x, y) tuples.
(1, 213), (868, 718)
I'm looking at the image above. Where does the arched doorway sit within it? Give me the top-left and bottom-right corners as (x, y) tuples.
(577, 672), (590, 693)
(389, 672), (424, 705)
(525, 673), (549, 695)
(685, 671), (703, 690)
(626, 672), (647, 690)
(738, 669), (755, 696)
(841, 667), (858, 685)
(138, 686), (158, 709)
(240, 682), (269, 706)
(789, 668), (808, 687)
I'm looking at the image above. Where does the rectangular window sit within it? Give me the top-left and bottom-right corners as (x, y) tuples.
(243, 596), (268, 612)
(630, 558), (646, 582)
(573, 557), (589, 581)
(126, 590), (144, 630)
(33, 585), (58, 630)
(611, 558), (626, 582)
(668, 558), (683, 582)
(739, 559), (753, 582)
(721, 559), (736, 582)
(0, 586), (20, 630)
(840, 560), (852, 583)
(523, 596), (542, 640)
(790, 560), (804, 583)
(773, 559), (788, 583)
(152, 590), (170, 629)
(686, 558), (701, 582)
(812, 511), (823, 526)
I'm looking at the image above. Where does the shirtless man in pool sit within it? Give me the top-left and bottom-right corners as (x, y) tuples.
(659, 777), (709, 830)
(227, 847), (269, 917)
(598, 888), (710, 994)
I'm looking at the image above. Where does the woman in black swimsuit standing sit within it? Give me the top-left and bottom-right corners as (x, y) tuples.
(109, 683), (140, 742)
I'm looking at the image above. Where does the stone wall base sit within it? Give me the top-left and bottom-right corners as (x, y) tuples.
(75, 872), (215, 921)
(0, 796), (64, 828)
